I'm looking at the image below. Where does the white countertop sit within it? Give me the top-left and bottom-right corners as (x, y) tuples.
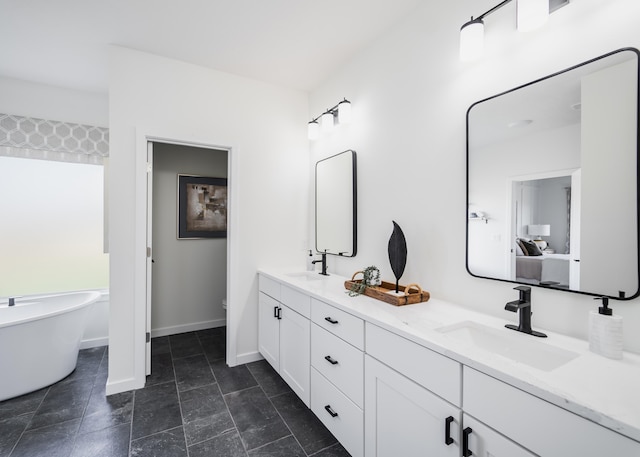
(259, 268), (640, 443)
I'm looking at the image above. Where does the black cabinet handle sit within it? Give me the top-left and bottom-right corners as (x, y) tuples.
(273, 306), (278, 318)
(444, 416), (454, 445)
(276, 307), (282, 320)
(324, 405), (339, 418)
(324, 317), (339, 324)
(463, 427), (473, 456)
(324, 355), (339, 365)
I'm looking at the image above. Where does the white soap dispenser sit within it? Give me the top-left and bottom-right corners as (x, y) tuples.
(589, 297), (623, 360)
(307, 250), (315, 271)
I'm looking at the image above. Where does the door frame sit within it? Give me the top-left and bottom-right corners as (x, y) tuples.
(135, 128), (237, 385)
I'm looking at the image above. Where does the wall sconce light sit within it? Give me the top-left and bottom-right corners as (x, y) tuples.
(460, 0), (567, 62)
(308, 98), (351, 140)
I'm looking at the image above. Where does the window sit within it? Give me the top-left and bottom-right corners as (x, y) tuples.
(0, 157), (108, 296)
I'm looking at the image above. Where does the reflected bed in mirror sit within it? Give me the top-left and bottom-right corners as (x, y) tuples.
(467, 48), (640, 299)
(316, 149), (357, 257)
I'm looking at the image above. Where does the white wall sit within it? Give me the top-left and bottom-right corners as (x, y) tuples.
(151, 143), (228, 336)
(108, 47), (309, 394)
(0, 76), (108, 126)
(309, 0), (640, 353)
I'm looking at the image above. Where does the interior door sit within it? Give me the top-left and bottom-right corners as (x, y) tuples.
(569, 169), (581, 290)
(145, 141), (153, 375)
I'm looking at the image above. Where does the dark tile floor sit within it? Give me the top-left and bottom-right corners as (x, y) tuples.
(0, 327), (351, 457)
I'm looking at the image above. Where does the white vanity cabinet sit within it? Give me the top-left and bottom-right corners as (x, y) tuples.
(258, 276), (311, 406)
(463, 367), (640, 457)
(310, 298), (365, 457)
(364, 323), (462, 457)
(257, 271), (640, 457)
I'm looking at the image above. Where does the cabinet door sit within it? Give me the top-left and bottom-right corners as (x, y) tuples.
(280, 304), (311, 406)
(463, 414), (535, 457)
(365, 355), (460, 457)
(258, 292), (280, 371)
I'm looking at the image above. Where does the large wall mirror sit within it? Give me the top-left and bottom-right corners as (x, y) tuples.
(316, 149), (357, 257)
(467, 48), (639, 299)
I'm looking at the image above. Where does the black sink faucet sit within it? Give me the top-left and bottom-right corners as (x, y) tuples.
(312, 251), (329, 276)
(505, 286), (547, 338)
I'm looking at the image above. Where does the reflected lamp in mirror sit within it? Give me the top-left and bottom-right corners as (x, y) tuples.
(528, 224), (550, 250)
(466, 48), (640, 299)
(316, 150), (357, 257)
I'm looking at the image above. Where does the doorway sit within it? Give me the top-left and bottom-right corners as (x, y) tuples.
(146, 141), (229, 376)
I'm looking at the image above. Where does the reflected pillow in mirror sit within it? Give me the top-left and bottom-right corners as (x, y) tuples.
(515, 241), (525, 256)
(519, 238), (543, 256)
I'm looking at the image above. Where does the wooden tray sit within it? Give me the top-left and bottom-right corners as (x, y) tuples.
(344, 272), (430, 306)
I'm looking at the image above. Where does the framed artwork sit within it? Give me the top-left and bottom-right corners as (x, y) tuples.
(178, 174), (228, 239)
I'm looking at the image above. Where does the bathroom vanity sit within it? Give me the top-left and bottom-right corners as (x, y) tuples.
(258, 269), (640, 457)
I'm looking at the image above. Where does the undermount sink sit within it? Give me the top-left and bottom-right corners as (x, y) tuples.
(436, 321), (579, 372)
(285, 272), (326, 281)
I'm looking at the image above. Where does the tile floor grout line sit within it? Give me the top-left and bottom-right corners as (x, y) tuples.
(128, 389), (136, 457)
(217, 362), (251, 457)
(70, 346), (107, 455)
(262, 383), (311, 457)
(169, 337), (192, 457)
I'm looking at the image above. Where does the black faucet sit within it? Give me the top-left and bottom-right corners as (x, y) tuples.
(312, 251), (329, 276)
(505, 286), (547, 338)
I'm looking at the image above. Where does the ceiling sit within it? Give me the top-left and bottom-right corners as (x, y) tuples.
(0, 0), (424, 94)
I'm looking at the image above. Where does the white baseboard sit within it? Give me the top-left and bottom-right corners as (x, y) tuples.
(105, 376), (144, 396)
(233, 350), (263, 366)
(151, 319), (226, 338)
(80, 337), (109, 349)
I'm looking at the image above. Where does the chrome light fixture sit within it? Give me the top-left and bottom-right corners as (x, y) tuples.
(308, 98), (352, 140)
(460, 0), (567, 61)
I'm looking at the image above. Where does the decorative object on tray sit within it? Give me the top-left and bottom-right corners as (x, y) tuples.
(388, 221), (408, 294)
(344, 272), (430, 306)
(347, 266), (381, 297)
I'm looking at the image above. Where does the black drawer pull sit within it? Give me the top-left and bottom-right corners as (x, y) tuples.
(273, 306), (278, 318)
(444, 416), (454, 445)
(324, 404), (339, 418)
(276, 307), (282, 320)
(463, 427), (473, 456)
(324, 316), (339, 324)
(324, 355), (339, 365)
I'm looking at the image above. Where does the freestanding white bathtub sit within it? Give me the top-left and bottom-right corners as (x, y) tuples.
(0, 291), (101, 401)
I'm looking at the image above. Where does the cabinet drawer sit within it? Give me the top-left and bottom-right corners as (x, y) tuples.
(311, 298), (364, 350)
(464, 367), (640, 457)
(311, 324), (364, 408)
(258, 274), (280, 301)
(281, 285), (311, 318)
(366, 323), (461, 406)
(462, 413), (535, 457)
(311, 368), (363, 457)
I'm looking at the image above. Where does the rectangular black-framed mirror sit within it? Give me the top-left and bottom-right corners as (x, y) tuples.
(466, 48), (640, 300)
(316, 149), (357, 257)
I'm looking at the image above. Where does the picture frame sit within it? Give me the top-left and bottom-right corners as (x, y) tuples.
(178, 174), (228, 239)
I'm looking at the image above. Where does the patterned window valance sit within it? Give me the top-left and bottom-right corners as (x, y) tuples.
(0, 113), (109, 164)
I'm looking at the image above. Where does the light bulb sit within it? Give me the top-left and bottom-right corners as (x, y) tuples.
(321, 111), (334, 133)
(308, 120), (319, 140)
(338, 99), (352, 124)
(517, 0), (549, 32)
(460, 18), (484, 62)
